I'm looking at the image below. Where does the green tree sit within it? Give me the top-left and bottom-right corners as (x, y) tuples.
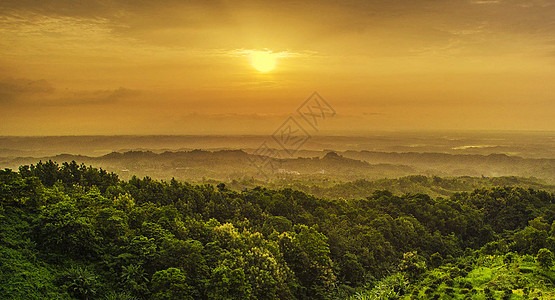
(279, 225), (336, 299)
(338, 252), (365, 286)
(399, 251), (427, 280)
(151, 267), (194, 300)
(120, 264), (149, 297)
(36, 200), (100, 258)
(206, 265), (252, 300)
(536, 248), (554, 270)
(62, 266), (98, 300)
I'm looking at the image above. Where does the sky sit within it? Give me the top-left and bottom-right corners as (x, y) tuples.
(0, 0), (554, 135)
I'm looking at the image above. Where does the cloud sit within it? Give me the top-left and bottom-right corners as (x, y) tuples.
(0, 78), (139, 106)
(53, 87), (140, 106)
(0, 78), (54, 102)
(470, 0), (501, 4)
(362, 112), (385, 117)
(181, 112), (288, 121)
(1, 0), (554, 58)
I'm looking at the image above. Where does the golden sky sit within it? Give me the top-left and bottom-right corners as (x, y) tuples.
(1, 0), (554, 135)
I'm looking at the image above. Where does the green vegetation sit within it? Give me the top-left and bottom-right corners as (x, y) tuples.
(1, 160), (555, 299)
(234, 175), (555, 199)
(393, 253), (555, 299)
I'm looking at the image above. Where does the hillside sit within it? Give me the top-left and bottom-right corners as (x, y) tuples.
(1, 161), (555, 299)
(2, 149), (555, 184)
(0, 150), (416, 182)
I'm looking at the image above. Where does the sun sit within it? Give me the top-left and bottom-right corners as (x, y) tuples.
(249, 51), (278, 73)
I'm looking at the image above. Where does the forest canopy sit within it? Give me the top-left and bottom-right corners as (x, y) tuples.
(1, 160), (555, 299)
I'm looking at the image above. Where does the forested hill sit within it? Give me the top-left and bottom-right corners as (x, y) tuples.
(238, 175), (555, 200)
(2, 148), (555, 183)
(1, 161), (555, 299)
(0, 150), (415, 181)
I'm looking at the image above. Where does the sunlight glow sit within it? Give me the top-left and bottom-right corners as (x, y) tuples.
(249, 51), (278, 73)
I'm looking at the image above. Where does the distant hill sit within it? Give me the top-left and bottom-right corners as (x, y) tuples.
(2, 149), (554, 185)
(340, 150), (555, 183)
(0, 150), (416, 182)
(274, 175), (555, 199)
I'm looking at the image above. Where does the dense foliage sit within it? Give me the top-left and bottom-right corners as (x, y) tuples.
(240, 175), (555, 200)
(1, 160), (555, 299)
